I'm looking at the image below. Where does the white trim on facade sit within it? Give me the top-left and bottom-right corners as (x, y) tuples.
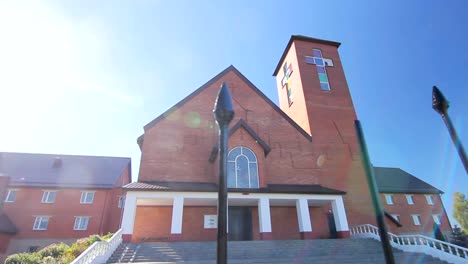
(296, 198), (312, 232)
(258, 197), (272, 233)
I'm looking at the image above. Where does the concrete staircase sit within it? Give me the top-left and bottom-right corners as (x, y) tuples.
(107, 239), (449, 263)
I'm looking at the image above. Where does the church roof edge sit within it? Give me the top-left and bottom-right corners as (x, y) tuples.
(273, 35), (341, 76)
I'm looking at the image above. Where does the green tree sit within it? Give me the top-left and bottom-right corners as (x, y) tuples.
(453, 192), (468, 232)
(450, 225), (468, 248)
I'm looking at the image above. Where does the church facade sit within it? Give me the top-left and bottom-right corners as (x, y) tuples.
(121, 35), (451, 242)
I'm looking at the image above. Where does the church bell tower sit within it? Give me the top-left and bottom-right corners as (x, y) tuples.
(273, 35), (359, 150)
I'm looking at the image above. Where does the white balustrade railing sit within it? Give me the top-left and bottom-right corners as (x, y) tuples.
(70, 229), (122, 264)
(350, 224), (468, 264)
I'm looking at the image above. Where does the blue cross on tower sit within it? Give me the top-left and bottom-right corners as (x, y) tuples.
(282, 62), (294, 105)
(305, 49), (334, 91)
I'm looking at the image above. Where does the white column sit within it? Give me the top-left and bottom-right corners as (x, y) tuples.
(331, 196), (349, 231)
(171, 195), (184, 234)
(122, 192), (137, 234)
(296, 198), (312, 232)
(258, 197), (272, 233)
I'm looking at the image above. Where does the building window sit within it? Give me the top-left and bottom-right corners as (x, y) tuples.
(41, 191), (57, 203)
(384, 194), (394, 205)
(33, 216), (49, 230)
(391, 214), (400, 222)
(405, 195), (414, 205)
(80, 191), (95, 204)
(432, 214), (441, 225)
(4, 189), (17, 202)
(411, 214), (421, 226)
(74, 216), (90, 230)
(118, 196), (125, 208)
(227, 146), (259, 188)
(305, 49), (333, 91)
(425, 195), (434, 205)
(282, 62), (294, 106)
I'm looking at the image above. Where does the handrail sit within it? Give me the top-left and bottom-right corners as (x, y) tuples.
(70, 229), (122, 264)
(350, 224), (467, 264)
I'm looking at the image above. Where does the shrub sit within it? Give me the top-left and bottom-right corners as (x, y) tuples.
(38, 243), (69, 259)
(5, 252), (41, 264)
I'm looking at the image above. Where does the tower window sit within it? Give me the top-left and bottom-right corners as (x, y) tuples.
(305, 49), (333, 91)
(227, 147), (259, 188)
(281, 62), (294, 106)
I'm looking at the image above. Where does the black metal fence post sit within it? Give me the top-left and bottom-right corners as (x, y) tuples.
(213, 82), (235, 264)
(432, 86), (468, 174)
(355, 120), (395, 264)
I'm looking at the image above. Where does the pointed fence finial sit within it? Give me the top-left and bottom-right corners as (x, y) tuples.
(213, 82), (235, 124)
(432, 86), (449, 115)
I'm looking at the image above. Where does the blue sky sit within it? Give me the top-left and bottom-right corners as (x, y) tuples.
(0, 1), (466, 226)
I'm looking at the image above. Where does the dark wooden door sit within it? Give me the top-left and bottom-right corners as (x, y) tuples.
(228, 207), (253, 241)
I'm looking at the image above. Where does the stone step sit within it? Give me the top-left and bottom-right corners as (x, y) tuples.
(107, 239), (449, 264)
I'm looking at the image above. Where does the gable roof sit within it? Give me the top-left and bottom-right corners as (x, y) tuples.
(229, 119), (271, 156)
(273, 35), (341, 76)
(374, 167), (443, 194)
(0, 152), (131, 188)
(138, 65), (312, 147)
(208, 119), (272, 163)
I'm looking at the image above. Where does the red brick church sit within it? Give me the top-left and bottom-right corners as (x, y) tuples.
(120, 35), (451, 242)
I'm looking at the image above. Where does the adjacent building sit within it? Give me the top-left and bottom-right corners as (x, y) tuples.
(120, 35), (451, 243)
(0, 152), (131, 262)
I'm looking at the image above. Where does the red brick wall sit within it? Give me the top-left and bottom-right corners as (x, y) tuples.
(381, 193), (451, 235)
(271, 207), (300, 240)
(2, 187), (114, 239)
(101, 166), (131, 234)
(0, 233), (12, 253)
(133, 206), (172, 242)
(181, 207), (217, 241)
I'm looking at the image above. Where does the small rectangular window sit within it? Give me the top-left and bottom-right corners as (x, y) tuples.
(33, 216), (49, 230)
(118, 196), (125, 208)
(391, 214), (400, 222)
(5, 189), (17, 202)
(405, 195), (414, 205)
(432, 214), (441, 225)
(425, 195), (434, 205)
(411, 214), (421, 226)
(80, 191), (95, 204)
(41, 191), (57, 203)
(384, 194), (394, 205)
(74, 216), (90, 230)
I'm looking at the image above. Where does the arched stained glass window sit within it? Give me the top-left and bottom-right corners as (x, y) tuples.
(227, 147), (259, 188)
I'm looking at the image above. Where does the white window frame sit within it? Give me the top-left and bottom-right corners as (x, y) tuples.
(391, 214), (400, 222)
(118, 196), (125, 208)
(74, 216), (90, 230)
(405, 194), (414, 205)
(33, 216), (50, 230)
(425, 195), (434, 205)
(384, 194), (394, 205)
(4, 189), (18, 202)
(411, 214), (421, 226)
(80, 191), (95, 204)
(432, 214), (441, 225)
(227, 146), (259, 189)
(41, 190), (57, 203)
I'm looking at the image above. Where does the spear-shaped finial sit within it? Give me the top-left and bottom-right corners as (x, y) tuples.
(213, 82), (235, 125)
(432, 85), (449, 115)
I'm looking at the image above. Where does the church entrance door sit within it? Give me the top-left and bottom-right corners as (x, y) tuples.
(228, 207), (253, 241)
